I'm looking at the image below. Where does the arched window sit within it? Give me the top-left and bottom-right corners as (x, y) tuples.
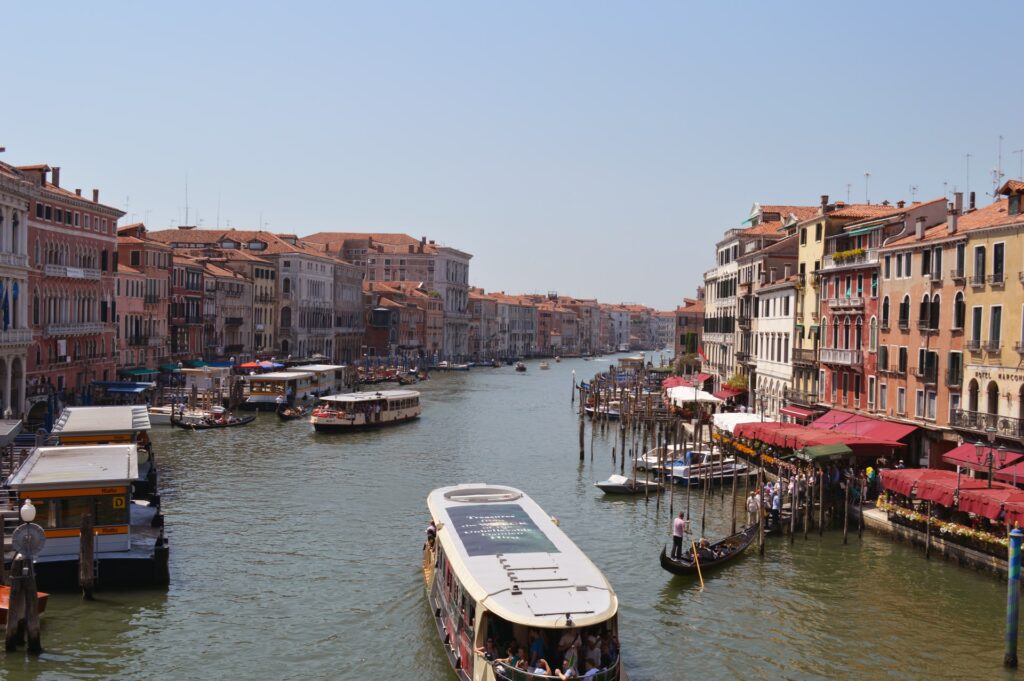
(930, 294), (940, 329)
(899, 295), (910, 327)
(987, 381), (999, 417)
(281, 307), (291, 329)
(954, 292), (965, 329)
(282, 278), (291, 294)
(832, 318), (839, 348)
(881, 297), (890, 327)
(869, 317), (878, 352)
(968, 379), (979, 412)
(919, 294), (930, 326)
(855, 317), (863, 349)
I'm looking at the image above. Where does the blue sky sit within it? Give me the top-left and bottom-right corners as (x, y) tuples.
(4, 2), (1021, 308)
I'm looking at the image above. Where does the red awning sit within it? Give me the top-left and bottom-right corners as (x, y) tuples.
(1004, 502), (1024, 528)
(713, 387), (745, 400)
(692, 373), (711, 385)
(916, 475), (1014, 507)
(942, 443), (1024, 473)
(661, 376), (690, 389)
(733, 421), (905, 452)
(810, 409), (917, 442)
(958, 487), (1024, 520)
(996, 460), (1024, 485)
(780, 405), (816, 420)
(880, 468), (954, 498)
(239, 361), (261, 369)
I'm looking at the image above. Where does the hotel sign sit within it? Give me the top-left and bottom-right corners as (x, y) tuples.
(969, 367), (1024, 383)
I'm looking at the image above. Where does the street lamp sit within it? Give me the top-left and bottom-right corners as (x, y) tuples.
(20, 499), (35, 523)
(977, 425), (1006, 488)
(758, 395), (766, 423)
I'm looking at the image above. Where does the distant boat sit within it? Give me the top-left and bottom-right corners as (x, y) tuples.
(515, 361), (527, 372)
(539, 361), (550, 370)
(554, 356), (561, 363)
(595, 473), (663, 495)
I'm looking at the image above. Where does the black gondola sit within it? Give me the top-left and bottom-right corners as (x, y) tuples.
(659, 524), (757, 576)
(171, 415), (257, 430)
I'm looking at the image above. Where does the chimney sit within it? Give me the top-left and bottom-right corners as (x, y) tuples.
(896, 200), (905, 208)
(969, 191), (976, 211)
(784, 263), (792, 279)
(915, 216), (926, 240)
(92, 189), (99, 203)
(75, 188), (81, 196)
(51, 167), (60, 188)
(819, 194), (829, 214)
(421, 236), (426, 244)
(947, 202), (958, 234)
(954, 191), (963, 214)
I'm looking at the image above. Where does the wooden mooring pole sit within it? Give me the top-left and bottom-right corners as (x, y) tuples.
(578, 417), (585, 462)
(843, 480), (850, 545)
(80, 513), (95, 600)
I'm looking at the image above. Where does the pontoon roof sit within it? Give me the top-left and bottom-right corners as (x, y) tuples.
(51, 406), (150, 436)
(9, 444), (139, 490)
(246, 371), (314, 380)
(319, 390), (419, 403)
(289, 364), (346, 372)
(428, 484), (618, 629)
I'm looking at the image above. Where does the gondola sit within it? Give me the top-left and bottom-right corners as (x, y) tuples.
(171, 415), (256, 430)
(659, 524), (757, 576)
(276, 404), (310, 421)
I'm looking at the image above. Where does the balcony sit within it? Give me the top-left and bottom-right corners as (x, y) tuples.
(45, 322), (107, 337)
(927, 271), (943, 285)
(898, 318), (910, 331)
(144, 294), (160, 305)
(148, 335), (166, 347)
(984, 339), (1002, 353)
(950, 268), (966, 283)
(0, 253), (28, 268)
(970, 274), (986, 288)
(967, 339), (982, 353)
(988, 272), (1006, 287)
(0, 328), (31, 347)
(951, 410), (1024, 441)
(945, 367), (962, 388)
(822, 248), (878, 270)
(911, 365), (938, 385)
(43, 264), (101, 280)
(880, 319), (890, 331)
(784, 388), (819, 407)
(735, 351), (751, 364)
(793, 348), (816, 366)
(126, 336), (147, 347)
(819, 348), (861, 366)
(916, 320), (937, 334)
(1015, 341), (1024, 354)
(737, 315), (751, 329)
(828, 297), (864, 310)
(225, 317), (243, 326)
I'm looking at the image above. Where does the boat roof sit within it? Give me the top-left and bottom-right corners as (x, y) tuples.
(427, 484), (617, 629)
(51, 406), (150, 436)
(9, 444), (139, 490)
(289, 363), (346, 373)
(319, 390), (419, 403)
(246, 371), (314, 381)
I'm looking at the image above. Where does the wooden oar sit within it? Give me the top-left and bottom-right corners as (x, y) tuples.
(691, 540), (705, 590)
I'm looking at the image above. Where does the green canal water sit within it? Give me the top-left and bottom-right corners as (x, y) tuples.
(1, 355), (1020, 680)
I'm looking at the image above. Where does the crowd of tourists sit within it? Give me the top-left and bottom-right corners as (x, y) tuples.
(481, 624), (620, 679)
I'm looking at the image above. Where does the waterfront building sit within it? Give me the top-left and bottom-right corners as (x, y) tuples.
(21, 164), (122, 406)
(468, 288), (499, 360)
(946, 183), (1024, 452)
(197, 249), (276, 357)
(117, 224), (172, 367)
(654, 310), (676, 350)
(0, 163), (33, 418)
(787, 198), (906, 414)
(305, 232), (472, 360)
(603, 304), (631, 352)
(674, 297), (704, 359)
(560, 297), (601, 354)
(871, 194), (968, 465)
(491, 293), (537, 357)
(330, 257), (365, 364)
(751, 275), (798, 419)
(738, 233), (798, 408)
(200, 260), (253, 361)
(169, 254), (204, 360)
(817, 199), (946, 424)
(115, 264), (146, 368)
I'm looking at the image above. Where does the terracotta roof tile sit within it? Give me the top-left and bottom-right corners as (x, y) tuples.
(759, 205), (819, 222)
(883, 199), (1024, 248)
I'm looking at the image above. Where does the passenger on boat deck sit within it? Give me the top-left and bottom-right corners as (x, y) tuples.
(529, 628), (545, 664)
(531, 658), (553, 676)
(426, 519), (437, 543)
(555, 657), (578, 679)
(582, 659), (600, 678)
(584, 635), (601, 667)
(497, 645), (522, 667)
(475, 638), (498, 661)
(558, 628), (581, 669)
(746, 491), (758, 525)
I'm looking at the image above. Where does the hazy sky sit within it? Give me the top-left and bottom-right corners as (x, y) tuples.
(5, 2), (1022, 309)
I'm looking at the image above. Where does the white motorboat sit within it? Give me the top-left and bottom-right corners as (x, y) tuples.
(147, 405), (175, 426)
(636, 444), (690, 471)
(595, 473), (664, 495)
(667, 450), (750, 486)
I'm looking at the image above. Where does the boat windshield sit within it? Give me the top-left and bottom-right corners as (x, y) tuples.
(479, 612), (620, 681)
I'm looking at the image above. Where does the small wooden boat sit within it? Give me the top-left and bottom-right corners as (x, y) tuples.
(539, 361), (550, 370)
(555, 356), (561, 363)
(595, 474), (663, 495)
(172, 414), (256, 430)
(514, 361), (527, 372)
(659, 524), (757, 576)
(0, 585), (48, 624)
(276, 404), (310, 421)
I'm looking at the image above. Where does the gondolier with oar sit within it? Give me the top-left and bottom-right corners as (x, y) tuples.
(671, 512), (690, 559)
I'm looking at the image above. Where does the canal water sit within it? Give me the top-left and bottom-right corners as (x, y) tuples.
(1, 355), (1019, 680)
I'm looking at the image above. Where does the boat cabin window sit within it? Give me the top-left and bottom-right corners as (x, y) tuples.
(479, 611), (620, 679)
(32, 492), (130, 529)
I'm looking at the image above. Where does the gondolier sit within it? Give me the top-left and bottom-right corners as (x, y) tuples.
(671, 512), (689, 559)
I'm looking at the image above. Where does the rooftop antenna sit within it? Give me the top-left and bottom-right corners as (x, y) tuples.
(1014, 149), (1024, 180)
(864, 172), (871, 204)
(993, 135), (1005, 196)
(216, 191), (222, 229)
(184, 173), (190, 226)
(909, 185), (919, 202)
(942, 181), (949, 199)
(846, 183), (851, 203)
